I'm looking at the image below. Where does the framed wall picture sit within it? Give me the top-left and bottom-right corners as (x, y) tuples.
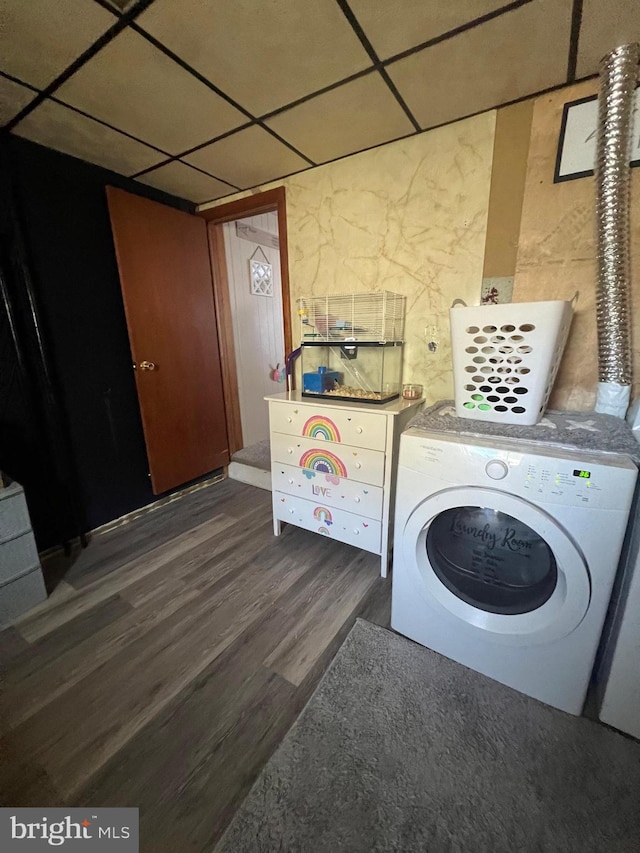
(554, 88), (640, 183)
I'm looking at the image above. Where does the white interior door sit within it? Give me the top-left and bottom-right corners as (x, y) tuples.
(223, 212), (285, 447)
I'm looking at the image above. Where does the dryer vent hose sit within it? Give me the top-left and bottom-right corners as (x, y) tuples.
(594, 43), (640, 417)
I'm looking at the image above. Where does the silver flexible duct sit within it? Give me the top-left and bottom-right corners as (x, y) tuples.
(594, 43), (640, 417)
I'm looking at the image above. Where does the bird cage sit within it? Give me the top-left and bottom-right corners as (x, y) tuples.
(298, 291), (406, 342)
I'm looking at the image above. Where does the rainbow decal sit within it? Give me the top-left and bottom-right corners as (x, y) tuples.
(313, 506), (333, 525)
(299, 448), (348, 477)
(317, 526), (331, 536)
(302, 415), (341, 443)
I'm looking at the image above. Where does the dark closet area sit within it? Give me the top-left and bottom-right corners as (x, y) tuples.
(0, 135), (196, 552)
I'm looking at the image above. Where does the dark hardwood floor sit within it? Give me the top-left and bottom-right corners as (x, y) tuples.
(0, 479), (391, 851)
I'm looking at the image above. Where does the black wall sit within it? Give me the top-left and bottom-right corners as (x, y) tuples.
(1, 135), (195, 549)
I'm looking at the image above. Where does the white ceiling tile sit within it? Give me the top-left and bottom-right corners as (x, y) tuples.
(185, 126), (310, 189)
(265, 73), (415, 164)
(137, 161), (235, 204)
(577, 0), (640, 78)
(1, 0), (116, 88)
(0, 76), (37, 125)
(55, 29), (247, 154)
(350, 0), (508, 60)
(13, 99), (164, 176)
(137, 0), (372, 116)
(387, 0), (573, 130)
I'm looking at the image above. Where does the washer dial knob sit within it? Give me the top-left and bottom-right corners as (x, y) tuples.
(485, 459), (509, 480)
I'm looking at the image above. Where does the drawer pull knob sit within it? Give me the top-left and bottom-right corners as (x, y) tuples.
(289, 508), (295, 514)
(288, 478), (294, 484)
(353, 529), (360, 535)
(287, 417), (292, 423)
(287, 448), (293, 454)
(356, 426), (363, 434)
(354, 497), (361, 503)
(355, 462), (362, 469)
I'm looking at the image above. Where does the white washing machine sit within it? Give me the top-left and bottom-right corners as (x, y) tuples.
(594, 401), (640, 737)
(596, 494), (640, 738)
(391, 427), (637, 715)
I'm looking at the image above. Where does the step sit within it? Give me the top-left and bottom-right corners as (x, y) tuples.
(228, 439), (272, 491)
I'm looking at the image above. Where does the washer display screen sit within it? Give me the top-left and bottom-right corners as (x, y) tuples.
(426, 506), (558, 615)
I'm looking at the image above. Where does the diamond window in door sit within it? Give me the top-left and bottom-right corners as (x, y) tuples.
(249, 246), (273, 297)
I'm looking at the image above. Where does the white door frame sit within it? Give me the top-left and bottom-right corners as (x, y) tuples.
(198, 188), (292, 454)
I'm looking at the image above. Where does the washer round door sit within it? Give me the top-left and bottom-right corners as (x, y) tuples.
(401, 487), (591, 645)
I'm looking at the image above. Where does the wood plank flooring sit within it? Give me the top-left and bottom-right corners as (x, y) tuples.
(0, 479), (391, 851)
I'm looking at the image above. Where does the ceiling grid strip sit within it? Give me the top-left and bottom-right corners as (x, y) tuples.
(379, 0), (535, 67)
(4, 0), (158, 132)
(566, 0), (585, 83)
(91, 0), (148, 16)
(129, 23), (317, 168)
(132, 121), (260, 178)
(46, 95), (173, 161)
(333, 0), (421, 131)
(3, 68), (242, 188)
(134, 156), (241, 189)
(0, 70), (40, 96)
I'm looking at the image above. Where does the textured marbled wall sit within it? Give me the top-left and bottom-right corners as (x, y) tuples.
(201, 111), (496, 404)
(514, 80), (640, 411)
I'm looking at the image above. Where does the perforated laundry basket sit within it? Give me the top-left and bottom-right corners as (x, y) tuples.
(449, 297), (576, 425)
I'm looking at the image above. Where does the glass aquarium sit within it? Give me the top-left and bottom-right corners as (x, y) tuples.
(301, 342), (403, 404)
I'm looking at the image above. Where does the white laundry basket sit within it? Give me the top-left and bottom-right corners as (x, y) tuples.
(449, 296), (577, 425)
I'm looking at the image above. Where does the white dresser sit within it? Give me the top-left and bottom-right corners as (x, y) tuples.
(267, 391), (423, 576)
(0, 482), (47, 627)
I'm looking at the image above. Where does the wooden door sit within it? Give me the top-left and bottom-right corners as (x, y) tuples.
(106, 187), (228, 495)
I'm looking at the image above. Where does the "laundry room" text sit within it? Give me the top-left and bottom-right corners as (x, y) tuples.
(449, 515), (533, 553)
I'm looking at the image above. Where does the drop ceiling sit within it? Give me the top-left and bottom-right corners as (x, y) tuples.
(2, 0), (638, 205)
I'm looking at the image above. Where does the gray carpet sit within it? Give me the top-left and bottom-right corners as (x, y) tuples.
(215, 619), (640, 853)
(231, 440), (271, 470)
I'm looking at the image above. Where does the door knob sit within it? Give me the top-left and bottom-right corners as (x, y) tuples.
(139, 360), (156, 371)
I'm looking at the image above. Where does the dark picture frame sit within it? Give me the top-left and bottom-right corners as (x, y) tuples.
(554, 87), (640, 184)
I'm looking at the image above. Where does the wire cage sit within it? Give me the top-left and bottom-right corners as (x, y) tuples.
(298, 291), (406, 342)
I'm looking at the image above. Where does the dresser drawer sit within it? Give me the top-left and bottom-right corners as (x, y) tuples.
(0, 531), (40, 586)
(274, 492), (381, 553)
(0, 484), (31, 542)
(269, 401), (387, 451)
(270, 432), (385, 487)
(272, 463), (384, 518)
(0, 566), (47, 628)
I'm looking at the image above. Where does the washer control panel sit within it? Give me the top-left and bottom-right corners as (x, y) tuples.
(399, 429), (637, 511)
(520, 461), (604, 505)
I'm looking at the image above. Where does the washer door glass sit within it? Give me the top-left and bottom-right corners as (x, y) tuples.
(426, 506), (557, 615)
